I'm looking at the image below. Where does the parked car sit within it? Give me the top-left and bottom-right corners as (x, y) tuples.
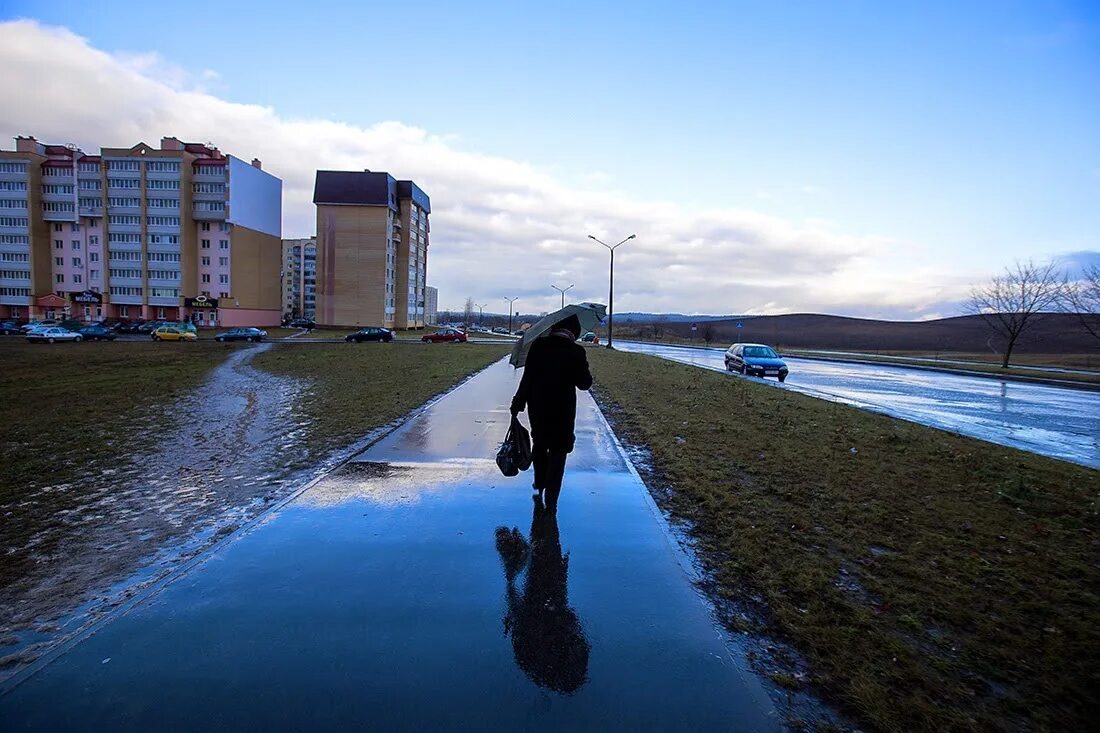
(215, 327), (267, 343)
(115, 320), (145, 334)
(581, 331), (597, 343)
(77, 325), (117, 341)
(491, 327), (510, 335)
(422, 328), (467, 343)
(21, 319), (57, 333)
(152, 326), (197, 342)
(345, 327), (393, 343)
(0, 321), (23, 335)
(137, 320), (168, 334)
(289, 318), (316, 329)
(724, 343), (789, 382)
(26, 327), (82, 343)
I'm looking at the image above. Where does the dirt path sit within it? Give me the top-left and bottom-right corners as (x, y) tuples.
(0, 345), (314, 676)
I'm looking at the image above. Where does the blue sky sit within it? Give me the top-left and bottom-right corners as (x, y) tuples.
(2, 1), (1098, 315)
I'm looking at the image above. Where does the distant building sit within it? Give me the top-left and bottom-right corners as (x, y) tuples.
(281, 237), (316, 319)
(0, 135), (282, 326)
(425, 285), (438, 325)
(312, 170), (429, 329)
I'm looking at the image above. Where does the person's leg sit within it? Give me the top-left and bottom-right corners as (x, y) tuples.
(531, 440), (548, 493)
(542, 449), (568, 512)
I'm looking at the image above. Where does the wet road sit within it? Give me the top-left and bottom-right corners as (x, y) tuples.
(0, 359), (778, 730)
(615, 341), (1100, 469)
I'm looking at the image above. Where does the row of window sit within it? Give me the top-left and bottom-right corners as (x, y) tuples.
(0, 199), (27, 209)
(0, 162), (28, 173)
(0, 217), (29, 227)
(0, 181), (27, 191)
(193, 182), (224, 194)
(43, 202), (73, 212)
(107, 215), (182, 227)
(0, 234), (29, 244)
(0, 270), (30, 279)
(0, 287), (31, 296)
(0, 252), (29, 262)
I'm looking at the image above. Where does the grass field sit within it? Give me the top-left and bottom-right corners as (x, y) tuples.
(251, 342), (509, 464)
(587, 348), (1099, 732)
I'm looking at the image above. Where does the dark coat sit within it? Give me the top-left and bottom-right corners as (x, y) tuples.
(511, 334), (593, 453)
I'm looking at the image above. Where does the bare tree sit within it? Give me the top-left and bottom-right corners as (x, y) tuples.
(1063, 263), (1100, 343)
(968, 260), (1065, 368)
(702, 322), (715, 346)
(463, 297), (475, 332)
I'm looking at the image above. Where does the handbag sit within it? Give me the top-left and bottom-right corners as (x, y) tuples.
(496, 415), (533, 477)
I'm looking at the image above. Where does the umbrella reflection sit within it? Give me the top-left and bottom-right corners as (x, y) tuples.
(495, 498), (590, 694)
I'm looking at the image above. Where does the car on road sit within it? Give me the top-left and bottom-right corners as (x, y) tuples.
(77, 325), (117, 341)
(422, 327), (467, 343)
(0, 321), (23, 335)
(581, 331), (598, 343)
(152, 326), (197, 342)
(26, 326), (82, 344)
(215, 327), (267, 342)
(345, 326), (393, 343)
(116, 320), (145, 334)
(724, 343), (789, 382)
(288, 318), (316, 329)
(491, 327), (511, 335)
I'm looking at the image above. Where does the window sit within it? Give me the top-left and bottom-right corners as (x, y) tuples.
(120, 306), (129, 317)
(219, 291), (229, 298)
(109, 251), (142, 261)
(107, 160), (140, 171)
(201, 239), (210, 249)
(107, 178), (140, 189)
(148, 252), (181, 263)
(194, 201), (225, 212)
(0, 270), (30, 279)
(148, 269), (180, 280)
(55, 274), (64, 283)
(0, 162), (28, 173)
(109, 268), (143, 278)
(110, 286), (143, 297)
(0, 252), (29, 262)
(201, 222), (211, 231)
(41, 184), (74, 195)
(147, 179), (179, 189)
(0, 287), (31, 296)
(90, 236), (98, 245)
(55, 257), (63, 266)
(219, 274), (228, 284)
(78, 161), (100, 173)
(79, 179), (101, 190)
(72, 240), (80, 250)
(108, 215), (141, 226)
(219, 257), (228, 266)
(108, 232), (141, 244)
(146, 216), (180, 227)
(43, 202), (74, 213)
(107, 197), (141, 207)
(202, 274), (210, 283)
(0, 181), (28, 191)
(218, 222), (231, 232)
(146, 161), (179, 172)
(148, 234), (180, 245)
(79, 197), (101, 209)
(89, 251), (99, 262)
(219, 240), (228, 250)
(73, 273), (82, 284)
(192, 182), (224, 193)
(147, 198), (179, 209)
(72, 257), (82, 267)
(201, 256), (210, 266)
(55, 240), (63, 249)
(90, 270), (100, 280)
(156, 308), (167, 319)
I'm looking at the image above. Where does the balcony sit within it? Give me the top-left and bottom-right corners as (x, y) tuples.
(145, 168), (181, 181)
(193, 207), (226, 221)
(148, 242), (181, 254)
(147, 223), (181, 235)
(0, 242), (29, 254)
(107, 204), (141, 216)
(41, 191), (75, 203)
(108, 293), (142, 305)
(0, 169), (28, 181)
(191, 169), (226, 183)
(0, 293), (32, 305)
(79, 205), (103, 218)
(148, 295), (181, 306)
(43, 208), (77, 222)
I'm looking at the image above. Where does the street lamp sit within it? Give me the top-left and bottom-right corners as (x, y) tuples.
(587, 233), (635, 348)
(551, 283), (574, 309)
(477, 303), (487, 325)
(504, 296), (518, 333)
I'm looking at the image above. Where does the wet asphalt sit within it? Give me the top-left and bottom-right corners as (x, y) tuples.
(615, 341), (1100, 469)
(0, 358), (778, 731)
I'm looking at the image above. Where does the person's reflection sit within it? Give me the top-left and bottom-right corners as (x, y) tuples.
(495, 497), (590, 694)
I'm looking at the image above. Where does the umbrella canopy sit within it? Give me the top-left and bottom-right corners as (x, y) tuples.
(509, 302), (607, 368)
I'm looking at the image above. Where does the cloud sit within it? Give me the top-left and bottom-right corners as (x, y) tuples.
(0, 19), (979, 317)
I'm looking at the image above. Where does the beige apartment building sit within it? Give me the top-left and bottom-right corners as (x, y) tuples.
(0, 135), (282, 326)
(313, 170), (430, 329)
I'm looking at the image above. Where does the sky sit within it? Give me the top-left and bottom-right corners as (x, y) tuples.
(1, 1), (1097, 317)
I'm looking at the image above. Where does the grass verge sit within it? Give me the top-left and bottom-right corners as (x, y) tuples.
(251, 342), (509, 463)
(0, 340), (231, 504)
(587, 347), (1099, 732)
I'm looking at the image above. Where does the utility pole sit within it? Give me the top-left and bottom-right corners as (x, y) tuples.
(587, 234), (635, 348)
(504, 296), (518, 333)
(551, 283), (574, 309)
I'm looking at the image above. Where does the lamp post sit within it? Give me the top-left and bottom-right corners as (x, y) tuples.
(550, 283), (574, 309)
(504, 296), (518, 333)
(587, 233), (635, 348)
(477, 303), (487, 325)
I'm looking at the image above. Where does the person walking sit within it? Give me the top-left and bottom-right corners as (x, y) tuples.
(510, 315), (592, 512)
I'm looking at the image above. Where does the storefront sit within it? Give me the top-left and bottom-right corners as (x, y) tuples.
(70, 290), (104, 322)
(185, 296), (219, 327)
(33, 293), (69, 320)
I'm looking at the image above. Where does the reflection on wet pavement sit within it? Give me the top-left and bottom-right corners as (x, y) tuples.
(616, 341), (1100, 469)
(0, 344), (320, 676)
(0, 359), (779, 730)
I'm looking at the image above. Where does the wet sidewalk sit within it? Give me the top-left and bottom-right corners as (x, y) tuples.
(1, 358), (777, 731)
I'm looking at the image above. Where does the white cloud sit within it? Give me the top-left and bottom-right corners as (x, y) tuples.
(0, 20), (977, 317)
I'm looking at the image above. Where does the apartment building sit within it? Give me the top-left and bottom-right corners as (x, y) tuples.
(0, 135), (282, 326)
(425, 285), (438, 325)
(282, 237), (317, 319)
(313, 170), (430, 329)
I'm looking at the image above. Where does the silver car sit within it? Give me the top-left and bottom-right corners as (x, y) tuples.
(26, 327), (83, 343)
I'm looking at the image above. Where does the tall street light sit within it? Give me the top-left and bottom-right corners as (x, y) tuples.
(477, 303), (487, 325)
(551, 283), (574, 309)
(504, 296), (518, 332)
(587, 233), (635, 348)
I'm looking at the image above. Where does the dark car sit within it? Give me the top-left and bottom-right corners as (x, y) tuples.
(21, 319), (57, 333)
(0, 321), (23, 335)
(215, 327), (268, 342)
(345, 327), (393, 343)
(77, 325), (117, 341)
(137, 320), (167, 334)
(581, 331), (597, 343)
(115, 320), (145, 334)
(289, 318), (316, 329)
(724, 343), (789, 382)
(421, 328), (467, 343)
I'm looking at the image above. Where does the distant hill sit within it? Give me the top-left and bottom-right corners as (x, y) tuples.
(616, 313), (1100, 354)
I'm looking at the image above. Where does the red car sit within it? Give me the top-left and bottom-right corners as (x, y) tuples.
(421, 327), (467, 343)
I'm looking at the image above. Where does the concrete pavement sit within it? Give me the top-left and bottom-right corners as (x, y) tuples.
(0, 358), (778, 730)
